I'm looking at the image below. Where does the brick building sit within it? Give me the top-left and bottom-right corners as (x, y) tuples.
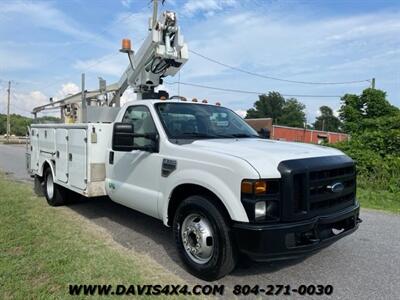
(245, 118), (349, 144)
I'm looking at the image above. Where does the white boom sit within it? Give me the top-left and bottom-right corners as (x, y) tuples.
(114, 10), (188, 101)
(32, 3), (188, 123)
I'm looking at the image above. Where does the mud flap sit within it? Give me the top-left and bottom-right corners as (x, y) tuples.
(34, 175), (44, 197)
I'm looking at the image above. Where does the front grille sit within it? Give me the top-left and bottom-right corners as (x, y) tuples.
(278, 155), (357, 221)
(308, 166), (356, 212)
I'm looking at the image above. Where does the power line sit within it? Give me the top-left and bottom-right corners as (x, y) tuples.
(38, 52), (120, 92)
(30, 5), (148, 93)
(189, 49), (371, 85)
(10, 103), (31, 114)
(165, 81), (343, 98)
(37, 10), (140, 73)
(41, 34), (148, 92)
(36, 9), (149, 94)
(10, 91), (33, 114)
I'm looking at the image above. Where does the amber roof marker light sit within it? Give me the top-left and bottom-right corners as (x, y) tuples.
(120, 38), (133, 54)
(120, 38), (135, 72)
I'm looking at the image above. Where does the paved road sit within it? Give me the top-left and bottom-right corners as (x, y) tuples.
(1, 143), (399, 299)
(0, 144), (31, 182)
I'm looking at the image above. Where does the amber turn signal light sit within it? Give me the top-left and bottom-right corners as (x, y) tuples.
(241, 181), (253, 194)
(254, 181), (267, 194)
(241, 180), (268, 194)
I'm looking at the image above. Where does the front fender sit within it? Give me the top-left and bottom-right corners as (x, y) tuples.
(161, 168), (249, 226)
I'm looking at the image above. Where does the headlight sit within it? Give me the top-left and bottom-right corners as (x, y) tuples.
(255, 201), (266, 219)
(241, 179), (280, 222)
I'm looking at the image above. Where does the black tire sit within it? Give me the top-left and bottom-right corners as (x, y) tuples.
(33, 175), (44, 197)
(43, 168), (67, 206)
(173, 195), (237, 281)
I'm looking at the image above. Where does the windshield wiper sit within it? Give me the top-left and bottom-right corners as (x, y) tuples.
(174, 132), (259, 139)
(175, 132), (218, 139)
(216, 133), (259, 138)
(232, 133), (259, 138)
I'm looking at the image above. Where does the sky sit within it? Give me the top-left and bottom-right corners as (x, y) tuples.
(0, 0), (399, 121)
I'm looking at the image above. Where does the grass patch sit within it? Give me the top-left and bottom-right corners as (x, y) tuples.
(357, 188), (400, 214)
(356, 176), (400, 214)
(0, 173), (182, 299)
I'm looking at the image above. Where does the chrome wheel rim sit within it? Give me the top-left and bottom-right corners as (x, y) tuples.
(46, 172), (54, 199)
(181, 213), (214, 264)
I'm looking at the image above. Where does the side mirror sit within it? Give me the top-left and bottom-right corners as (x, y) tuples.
(112, 123), (135, 151)
(258, 128), (270, 139)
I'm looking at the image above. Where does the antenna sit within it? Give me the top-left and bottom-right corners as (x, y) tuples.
(151, 0), (166, 29)
(152, 0), (159, 29)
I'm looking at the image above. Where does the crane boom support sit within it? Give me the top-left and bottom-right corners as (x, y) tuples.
(32, 8), (188, 123)
(113, 10), (188, 101)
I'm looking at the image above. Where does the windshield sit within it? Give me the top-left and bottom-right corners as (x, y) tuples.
(155, 102), (259, 139)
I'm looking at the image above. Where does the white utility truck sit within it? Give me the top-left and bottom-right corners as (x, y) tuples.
(27, 4), (360, 281)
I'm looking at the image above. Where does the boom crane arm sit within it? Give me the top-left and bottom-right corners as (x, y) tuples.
(32, 5), (188, 122)
(112, 10), (188, 102)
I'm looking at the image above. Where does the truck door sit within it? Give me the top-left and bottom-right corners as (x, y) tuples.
(106, 105), (161, 218)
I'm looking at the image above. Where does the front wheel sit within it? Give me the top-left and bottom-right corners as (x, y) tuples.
(173, 195), (237, 281)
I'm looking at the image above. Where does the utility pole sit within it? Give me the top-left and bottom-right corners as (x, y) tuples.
(371, 78), (375, 89)
(6, 80), (11, 143)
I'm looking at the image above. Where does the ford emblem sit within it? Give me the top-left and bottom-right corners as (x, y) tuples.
(327, 182), (344, 193)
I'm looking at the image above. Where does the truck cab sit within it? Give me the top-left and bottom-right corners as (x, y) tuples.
(28, 98), (360, 280)
(26, 5), (360, 281)
(103, 99), (360, 280)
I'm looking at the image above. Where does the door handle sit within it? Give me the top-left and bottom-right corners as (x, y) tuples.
(109, 151), (114, 164)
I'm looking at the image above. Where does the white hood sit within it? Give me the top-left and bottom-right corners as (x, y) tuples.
(182, 138), (345, 178)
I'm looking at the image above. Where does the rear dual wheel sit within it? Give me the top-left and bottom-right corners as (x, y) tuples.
(43, 168), (68, 206)
(173, 195), (237, 281)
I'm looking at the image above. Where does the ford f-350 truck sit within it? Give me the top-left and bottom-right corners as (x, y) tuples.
(27, 99), (361, 280)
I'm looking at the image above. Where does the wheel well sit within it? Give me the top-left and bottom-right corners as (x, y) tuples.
(42, 161), (51, 175)
(42, 160), (55, 178)
(167, 184), (231, 226)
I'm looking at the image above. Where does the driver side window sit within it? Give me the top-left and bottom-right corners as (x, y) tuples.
(122, 106), (157, 148)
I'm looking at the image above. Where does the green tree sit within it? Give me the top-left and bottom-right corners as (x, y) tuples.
(313, 106), (342, 132)
(333, 88), (400, 193)
(245, 92), (285, 120)
(0, 115), (6, 134)
(0, 114), (61, 136)
(339, 88), (398, 133)
(280, 98), (306, 128)
(246, 92), (306, 127)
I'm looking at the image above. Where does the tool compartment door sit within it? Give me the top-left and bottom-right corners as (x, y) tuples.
(68, 129), (87, 190)
(30, 128), (39, 172)
(55, 129), (68, 183)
